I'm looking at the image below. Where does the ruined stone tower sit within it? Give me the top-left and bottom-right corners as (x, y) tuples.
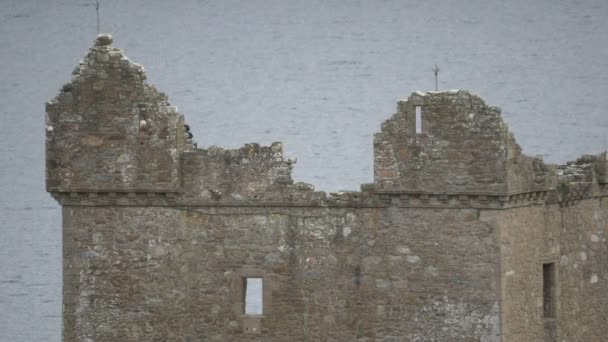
(47, 35), (608, 341)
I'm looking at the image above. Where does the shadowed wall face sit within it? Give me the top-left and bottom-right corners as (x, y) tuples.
(498, 201), (608, 342)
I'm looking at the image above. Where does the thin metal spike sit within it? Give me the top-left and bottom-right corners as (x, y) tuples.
(96, 1), (100, 34)
(604, 133), (606, 163)
(432, 64), (440, 91)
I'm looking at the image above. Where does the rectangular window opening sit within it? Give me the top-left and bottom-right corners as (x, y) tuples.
(415, 106), (422, 134)
(542, 263), (556, 318)
(243, 277), (263, 315)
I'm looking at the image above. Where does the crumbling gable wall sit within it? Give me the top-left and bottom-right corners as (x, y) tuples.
(374, 90), (556, 195)
(45, 35), (191, 192)
(374, 90), (510, 193)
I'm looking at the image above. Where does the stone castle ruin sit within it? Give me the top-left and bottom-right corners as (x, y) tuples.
(46, 35), (608, 341)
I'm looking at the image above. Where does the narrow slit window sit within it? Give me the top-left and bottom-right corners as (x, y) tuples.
(542, 263), (556, 318)
(243, 277), (263, 315)
(415, 106), (422, 134)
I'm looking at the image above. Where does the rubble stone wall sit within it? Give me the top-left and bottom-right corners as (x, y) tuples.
(63, 205), (501, 342)
(180, 143), (294, 202)
(373, 91), (556, 195)
(45, 35), (190, 192)
(498, 198), (608, 342)
(374, 91), (510, 194)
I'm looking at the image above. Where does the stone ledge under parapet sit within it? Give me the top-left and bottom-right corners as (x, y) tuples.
(48, 187), (605, 210)
(546, 182), (608, 207)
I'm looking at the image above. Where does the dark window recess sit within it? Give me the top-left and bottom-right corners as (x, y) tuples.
(543, 263), (556, 318)
(243, 277), (263, 315)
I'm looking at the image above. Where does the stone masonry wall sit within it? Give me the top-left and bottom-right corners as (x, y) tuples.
(63, 205), (501, 342)
(374, 91), (510, 194)
(46, 35), (191, 192)
(373, 91), (555, 195)
(498, 199), (608, 341)
(180, 143), (294, 202)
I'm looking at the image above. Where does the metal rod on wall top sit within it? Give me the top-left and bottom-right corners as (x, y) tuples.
(96, 1), (100, 34)
(432, 64), (440, 91)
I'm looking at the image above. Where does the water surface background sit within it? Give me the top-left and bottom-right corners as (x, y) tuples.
(1, 0), (607, 340)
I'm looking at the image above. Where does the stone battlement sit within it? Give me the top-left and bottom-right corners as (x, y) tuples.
(47, 35), (607, 207)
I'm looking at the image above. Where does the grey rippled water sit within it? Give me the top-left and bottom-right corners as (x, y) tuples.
(1, 0), (607, 340)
